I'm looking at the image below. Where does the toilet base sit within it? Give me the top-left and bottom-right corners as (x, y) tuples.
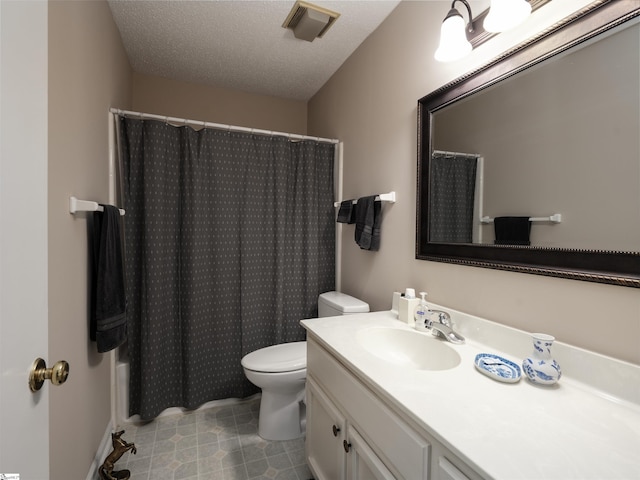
(258, 390), (305, 441)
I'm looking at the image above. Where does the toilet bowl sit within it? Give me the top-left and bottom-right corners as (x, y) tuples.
(241, 341), (307, 441)
(241, 291), (369, 440)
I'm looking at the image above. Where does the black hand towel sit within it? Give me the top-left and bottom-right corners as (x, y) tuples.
(337, 200), (355, 224)
(355, 196), (382, 251)
(494, 216), (531, 246)
(91, 205), (127, 353)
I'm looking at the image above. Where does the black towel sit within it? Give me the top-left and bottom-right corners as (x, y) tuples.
(494, 216), (531, 246)
(354, 196), (382, 250)
(337, 200), (355, 224)
(91, 205), (127, 353)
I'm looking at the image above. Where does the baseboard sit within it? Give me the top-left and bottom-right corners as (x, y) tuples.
(86, 422), (112, 480)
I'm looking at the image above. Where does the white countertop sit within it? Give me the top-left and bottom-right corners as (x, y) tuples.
(301, 308), (640, 480)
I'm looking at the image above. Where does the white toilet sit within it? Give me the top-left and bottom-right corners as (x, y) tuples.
(241, 291), (369, 440)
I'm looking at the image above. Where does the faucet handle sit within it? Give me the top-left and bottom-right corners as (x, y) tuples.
(431, 310), (452, 327)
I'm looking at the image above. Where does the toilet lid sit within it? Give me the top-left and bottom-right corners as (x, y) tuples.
(241, 341), (307, 373)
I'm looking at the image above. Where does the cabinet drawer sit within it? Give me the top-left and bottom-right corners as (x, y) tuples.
(308, 339), (430, 480)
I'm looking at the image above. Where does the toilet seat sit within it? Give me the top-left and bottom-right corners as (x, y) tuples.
(241, 341), (306, 373)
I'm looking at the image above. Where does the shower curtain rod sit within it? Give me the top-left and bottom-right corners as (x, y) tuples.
(110, 108), (339, 144)
(433, 149), (481, 158)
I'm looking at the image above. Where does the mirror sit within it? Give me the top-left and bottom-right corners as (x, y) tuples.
(417, 1), (640, 288)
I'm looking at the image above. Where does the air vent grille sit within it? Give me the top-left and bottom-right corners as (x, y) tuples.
(286, 6), (307, 29)
(282, 1), (340, 41)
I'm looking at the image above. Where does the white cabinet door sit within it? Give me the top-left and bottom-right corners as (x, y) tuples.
(306, 377), (347, 480)
(345, 426), (396, 480)
(437, 456), (472, 480)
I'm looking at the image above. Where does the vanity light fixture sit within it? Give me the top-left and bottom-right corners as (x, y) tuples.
(484, 0), (532, 33)
(434, 0), (551, 63)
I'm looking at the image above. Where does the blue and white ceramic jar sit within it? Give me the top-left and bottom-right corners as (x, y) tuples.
(522, 333), (562, 385)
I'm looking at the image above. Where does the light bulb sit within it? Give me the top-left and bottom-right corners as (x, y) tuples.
(434, 12), (472, 63)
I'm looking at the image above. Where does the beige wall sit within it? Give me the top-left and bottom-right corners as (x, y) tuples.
(133, 72), (308, 134)
(48, 1), (132, 478)
(308, 1), (640, 365)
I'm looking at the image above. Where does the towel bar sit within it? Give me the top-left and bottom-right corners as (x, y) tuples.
(480, 214), (561, 224)
(69, 196), (125, 216)
(334, 191), (396, 207)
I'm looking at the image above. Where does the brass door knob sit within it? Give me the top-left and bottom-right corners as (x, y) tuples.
(29, 357), (70, 392)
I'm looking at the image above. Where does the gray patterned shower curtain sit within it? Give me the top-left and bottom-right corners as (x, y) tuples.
(429, 153), (478, 243)
(118, 117), (335, 420)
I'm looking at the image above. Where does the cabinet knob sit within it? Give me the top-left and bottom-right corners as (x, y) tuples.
(332, 425), (340, 437)
(343, 440), (351, 453)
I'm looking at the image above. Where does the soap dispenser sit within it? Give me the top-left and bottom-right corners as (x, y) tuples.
(414, 292), (431, 331)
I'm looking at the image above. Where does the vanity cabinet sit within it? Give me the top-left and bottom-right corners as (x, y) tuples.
(437, 456), (476, 480)
(307, 376), (395, 480)
(345, 425), (395, 480)
(306, 337), (481, 480)
(306, 377), (347, 480)
(303, 310), (640, 479)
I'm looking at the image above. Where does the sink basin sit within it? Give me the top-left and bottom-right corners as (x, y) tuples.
(356, 327), (461, 371)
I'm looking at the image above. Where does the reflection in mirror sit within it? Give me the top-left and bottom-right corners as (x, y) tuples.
(431, 20), (639, 252)
(429, 151), (480, 244)
(417, 1), (640, 288)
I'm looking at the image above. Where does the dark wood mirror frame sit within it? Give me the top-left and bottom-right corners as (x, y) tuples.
(417, 0), (640, 288)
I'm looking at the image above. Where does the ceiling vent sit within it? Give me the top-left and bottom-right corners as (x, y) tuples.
(282, 1), (340, 42)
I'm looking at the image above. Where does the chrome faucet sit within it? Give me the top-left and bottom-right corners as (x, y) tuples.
(416, 309), (465, 344)
(430, 320), (465, 345)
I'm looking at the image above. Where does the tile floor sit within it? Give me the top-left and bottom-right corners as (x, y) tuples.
(115, 398), (313, 480)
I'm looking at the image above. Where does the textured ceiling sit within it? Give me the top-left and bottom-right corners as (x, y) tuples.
(108, 0), (401, 101)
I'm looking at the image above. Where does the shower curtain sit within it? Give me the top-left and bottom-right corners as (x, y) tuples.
(429, 153), (478, 243)
(118, 117), (335, 420)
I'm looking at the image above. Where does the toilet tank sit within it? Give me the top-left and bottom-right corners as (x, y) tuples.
(318, 291), (370, 318)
